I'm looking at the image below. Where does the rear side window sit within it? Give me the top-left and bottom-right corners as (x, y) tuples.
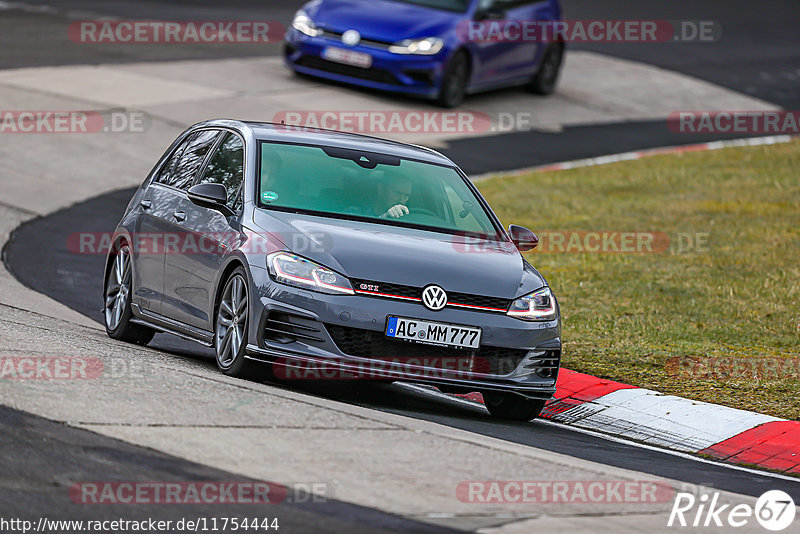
(170, 130), (221, 190)
(155, 130), (220, 189)
(197, 132), (245, 209)
(155, 138), (189, 185)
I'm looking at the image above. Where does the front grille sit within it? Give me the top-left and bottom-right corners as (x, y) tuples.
(354, 280), (418, 299)
(326, 324), (528, 376)
(264, 311), (324, 344)
(352, 279), (510, 312)
(321, 31), (392, 50)
(448, 291), (509, 311)
(296, 56), (400, 85)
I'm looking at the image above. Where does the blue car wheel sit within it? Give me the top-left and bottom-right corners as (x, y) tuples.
(437, 50), (469, 108)
(528, 42), (564, 95)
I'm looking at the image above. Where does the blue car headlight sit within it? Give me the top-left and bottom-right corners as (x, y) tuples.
(267, 252), (354, 295)
(292, 9), (321, 37)
(507, 287), (557, 321)
(388, 37), (444, 55)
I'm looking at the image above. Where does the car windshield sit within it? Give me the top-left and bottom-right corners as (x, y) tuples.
(257, 141), (501, 238)
(387, 0), (471, 13)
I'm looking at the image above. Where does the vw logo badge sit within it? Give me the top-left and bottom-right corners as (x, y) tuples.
(342, 29), (361, 46)
(421, 285), (447, 311)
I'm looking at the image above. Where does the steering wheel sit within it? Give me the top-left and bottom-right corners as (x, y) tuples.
(409, 208), (439, 218)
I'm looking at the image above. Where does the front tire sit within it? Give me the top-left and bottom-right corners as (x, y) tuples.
(483, 392), (546, 421)
(103, 244), (155, 345)
(437, 51), (469, 108)
(528, 42), (563, 95)
(214, 267), (264, 379)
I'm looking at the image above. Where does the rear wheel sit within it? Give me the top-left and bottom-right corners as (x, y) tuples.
(528, 42), (563, 95)
(103, 244), (155, 345)
(215, 267), (265, 379)
(483, 391), (546, 421)
(437, 51), (469, 108)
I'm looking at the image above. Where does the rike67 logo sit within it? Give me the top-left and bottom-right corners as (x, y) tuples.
(668, 490), (796, 531)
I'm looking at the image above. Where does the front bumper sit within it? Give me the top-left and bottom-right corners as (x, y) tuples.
(284, 29), (448, 98)
(246, 267), (561, 400)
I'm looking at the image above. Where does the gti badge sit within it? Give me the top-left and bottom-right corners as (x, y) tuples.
(359, 283), (379, 292)
(422, 285), (447, 311)
(342, 29), (361, 46)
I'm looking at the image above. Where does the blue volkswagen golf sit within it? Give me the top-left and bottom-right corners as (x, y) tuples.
(284, 0), (564, 107)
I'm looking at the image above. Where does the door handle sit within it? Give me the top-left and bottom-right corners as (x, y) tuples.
(140, 200), (152, 210)
(173, 211), (186, 222)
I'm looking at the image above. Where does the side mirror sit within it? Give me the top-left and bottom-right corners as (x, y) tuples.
(508, 224), (538, 252)
(475, 6), (506, 21)
(188, 183), (232, 216)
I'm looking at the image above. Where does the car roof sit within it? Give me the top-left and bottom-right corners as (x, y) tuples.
(192, 119), (455, 167)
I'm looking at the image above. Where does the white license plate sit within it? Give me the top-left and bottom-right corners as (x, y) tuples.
(385, 316), (481, 350)
(322, 46), (372, 68)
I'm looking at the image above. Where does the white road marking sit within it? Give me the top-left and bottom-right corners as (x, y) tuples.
(397, 383), (800, 483)
(547, 388), (781, 453)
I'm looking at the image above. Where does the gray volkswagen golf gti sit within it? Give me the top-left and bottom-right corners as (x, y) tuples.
(103, 119), (561, 421)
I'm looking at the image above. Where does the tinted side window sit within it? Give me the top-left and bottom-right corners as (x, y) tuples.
(155, 137), (190, 185)
(170, 130), (221, 190)
(197, 132), (245, 209)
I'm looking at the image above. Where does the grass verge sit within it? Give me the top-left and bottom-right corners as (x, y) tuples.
(477, 139), (800, 420)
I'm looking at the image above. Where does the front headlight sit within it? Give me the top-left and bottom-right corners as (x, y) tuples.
(507, 287), (557, 321)
(267, 252), (354, 295)
(388, 37), (444, 55)
(292, 9), (321, 37)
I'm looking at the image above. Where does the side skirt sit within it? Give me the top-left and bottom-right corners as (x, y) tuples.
(131, 304), (214, 347)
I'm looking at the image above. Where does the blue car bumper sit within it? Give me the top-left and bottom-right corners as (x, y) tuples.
(284, 30), (447, 98)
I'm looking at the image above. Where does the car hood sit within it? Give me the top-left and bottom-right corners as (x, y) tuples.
(250, 209), (545, 299)
(305, 0), (463, 42)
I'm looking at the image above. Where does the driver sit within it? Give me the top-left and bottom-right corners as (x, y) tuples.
(374, 175), (412, 219)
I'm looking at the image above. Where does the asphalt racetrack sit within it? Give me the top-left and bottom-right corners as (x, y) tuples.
(1, 0), (799, 530)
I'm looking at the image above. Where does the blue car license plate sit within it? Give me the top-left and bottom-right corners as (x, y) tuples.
(322, 46), (372, 69)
